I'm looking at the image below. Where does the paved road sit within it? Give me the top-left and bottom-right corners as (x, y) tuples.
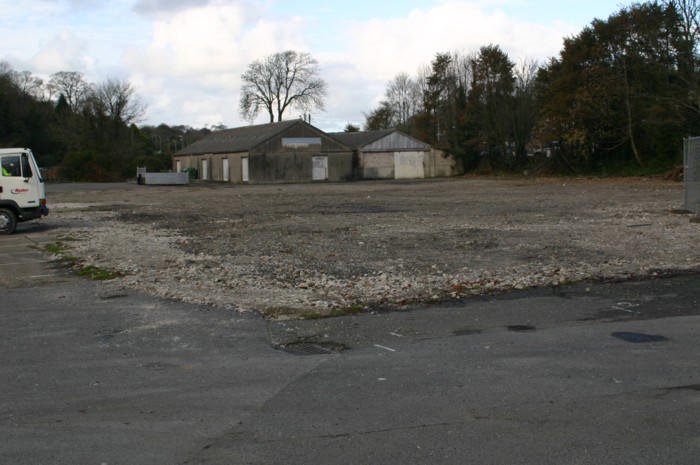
(2, 226), (699, 465)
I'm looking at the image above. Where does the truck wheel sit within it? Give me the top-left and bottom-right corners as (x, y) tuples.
(0, 208), (17, 234)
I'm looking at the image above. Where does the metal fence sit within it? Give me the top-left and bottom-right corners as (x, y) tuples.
(685, 137), (700, 214)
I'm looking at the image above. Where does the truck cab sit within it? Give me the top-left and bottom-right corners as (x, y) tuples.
(0, 148), (49, 234)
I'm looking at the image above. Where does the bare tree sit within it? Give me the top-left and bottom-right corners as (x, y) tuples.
(451, 49), (477, 93)
(414, 63), (432, 103)
(664, 0), (700, 113)
(9, 70), (44, 99)
(47, 71), (92, 111)
(93, 78), (146, 127)
(511, 58), (541, 163)
(0, 60), (11, 76)
(666, 0), (700, 45)
(384, 72), (422, 130)
(239, 50), (328, 123)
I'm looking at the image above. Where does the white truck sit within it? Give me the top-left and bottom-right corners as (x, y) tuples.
(0, 148), (49, 234)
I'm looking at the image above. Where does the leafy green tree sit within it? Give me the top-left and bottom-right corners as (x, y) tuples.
(447, 45), (518, 170)
(363, 102), (395, 130)
(535, 2), (691, 172)
(0, 62), (56, 158)
(423, 52), (455, 148)
(470, 45), (515, 160)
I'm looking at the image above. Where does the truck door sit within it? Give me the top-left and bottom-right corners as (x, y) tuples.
(0, 153), (40, 209)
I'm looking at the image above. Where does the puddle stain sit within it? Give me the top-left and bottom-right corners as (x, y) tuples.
(611, 331), (669, 343)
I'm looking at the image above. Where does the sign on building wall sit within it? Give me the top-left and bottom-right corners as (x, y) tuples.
(282, 137), (322, 149)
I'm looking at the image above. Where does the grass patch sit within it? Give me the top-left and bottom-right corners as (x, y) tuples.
(75, 265), (120, 281)
(427, 293), (452, 304)
(302, 313), (325, 320)
(330, 305), (364, 317)
(670, 208), (692, 215)
(43, 242), (119, 281)
(44, 242), (66, 254)
(302, 305), (365, 320)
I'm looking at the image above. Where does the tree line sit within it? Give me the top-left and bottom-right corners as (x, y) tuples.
(1, 0), (698, 180)
(0, 64), (214, 180)
(363, 0), (700, 175)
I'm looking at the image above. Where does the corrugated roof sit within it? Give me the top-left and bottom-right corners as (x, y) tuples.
(175, 120), (304, 155)
(329, 130), (430, 151)
(328, 130), (396, 149)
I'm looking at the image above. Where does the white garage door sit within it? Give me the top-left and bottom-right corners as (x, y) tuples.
(394, 152), (425, 179)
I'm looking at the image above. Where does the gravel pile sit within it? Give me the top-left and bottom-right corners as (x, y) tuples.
(44, 177), (700, 319)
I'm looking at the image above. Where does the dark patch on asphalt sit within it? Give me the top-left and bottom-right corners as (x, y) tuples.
(98, 291), (131, 300)
(96, 328), (123, 344)
(333, 203), (407, 214)
(507, 325), (536, 332)
(453, 328), (483, 336)
(611, 331), (669, 343)
(669, 384), (700, 391)
(143, 362), (177, 371)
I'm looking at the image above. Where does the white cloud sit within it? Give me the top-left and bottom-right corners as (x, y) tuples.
(130, 4), (249, 75)
(305, 0), (580, 131)
(346, 0), (573, 82)
(30, 29), (91, 74)
(124, 1), (313, 127)
(132, 0), (211, 18)
(125, 1), (307, 77)
(308, 0), (587, 131)
(0, 0), (600, 131)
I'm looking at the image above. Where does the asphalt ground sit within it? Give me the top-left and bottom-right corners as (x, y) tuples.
(1, 200), (700, 465)
(0, 223), (64, 288)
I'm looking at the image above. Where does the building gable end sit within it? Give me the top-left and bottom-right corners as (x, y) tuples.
(362, 132), (429, 152)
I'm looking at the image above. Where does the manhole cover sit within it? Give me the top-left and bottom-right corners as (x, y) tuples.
(277, 343), (341, 356)
(611, 332), (668, 343)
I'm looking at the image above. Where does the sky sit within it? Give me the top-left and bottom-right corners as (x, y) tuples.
(1, 0), (627, 132)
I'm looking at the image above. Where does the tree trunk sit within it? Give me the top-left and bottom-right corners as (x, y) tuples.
(622, 58), (643, 167)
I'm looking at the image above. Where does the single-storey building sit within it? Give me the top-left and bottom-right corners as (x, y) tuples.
(172, 120), (353, 184)
(328, 129), (459, 180)
(173, 121), (458, 184)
